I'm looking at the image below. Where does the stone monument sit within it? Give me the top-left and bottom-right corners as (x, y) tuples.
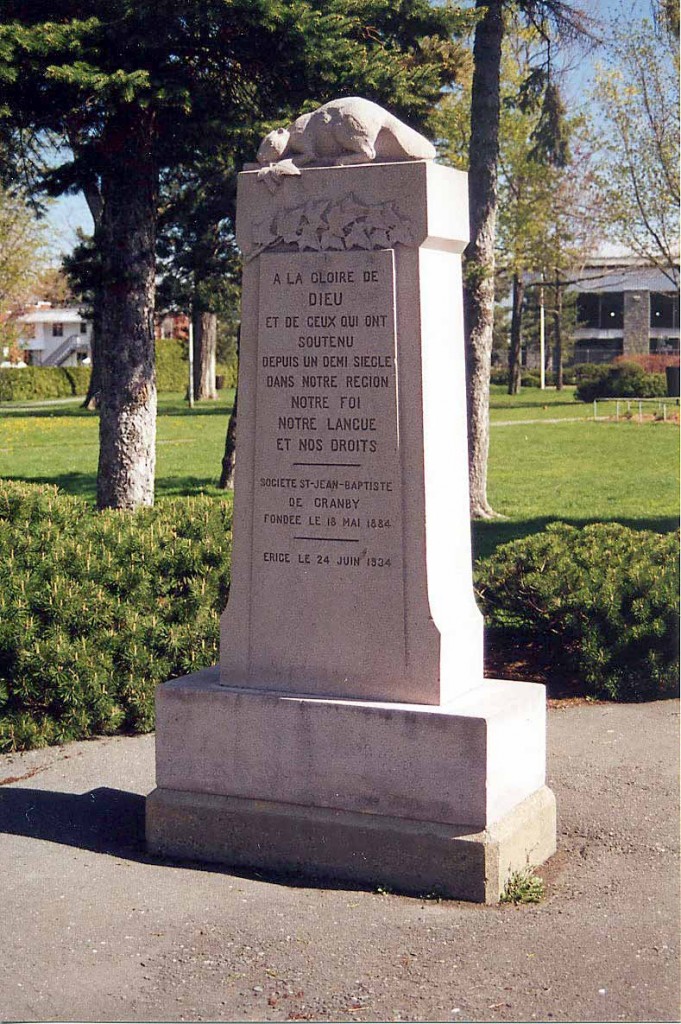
(146, 98), (556, 902)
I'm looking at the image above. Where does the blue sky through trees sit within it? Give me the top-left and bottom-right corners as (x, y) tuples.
(45, 0), (657, 255)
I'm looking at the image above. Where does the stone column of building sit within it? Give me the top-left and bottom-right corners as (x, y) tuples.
(624, 290), (651, 356)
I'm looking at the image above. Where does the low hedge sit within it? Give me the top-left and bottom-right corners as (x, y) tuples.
(575, 361), (667, 402)
(157, 337), (238, 391)
(475, 522), (679, 701)
(0, 340), (237, 402)
(0, 366), (90, 402)
(0, 482), (232, 752)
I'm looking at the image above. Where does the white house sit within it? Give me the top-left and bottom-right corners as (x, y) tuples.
(15, 304), (92, 366)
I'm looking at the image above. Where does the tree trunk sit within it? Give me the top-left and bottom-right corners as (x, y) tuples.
(80, 180), (103, 411)
(463, 0), (504, 519)
(193, 309), (217, 400)
(219, 384), (238, 489)
(83, 282), (102, 410)
(508, 273), (525, 395)
(553, 278), (564, 390)
(96, 109), (158, 510)
(219, 326), (239, 489)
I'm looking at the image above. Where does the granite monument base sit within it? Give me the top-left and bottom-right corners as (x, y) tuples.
(146, 667), (556, 902)
(146, 785), (556, 903)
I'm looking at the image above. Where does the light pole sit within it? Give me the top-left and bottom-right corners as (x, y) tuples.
(539, 274), (546, 390)
(188, 316), (195, 408)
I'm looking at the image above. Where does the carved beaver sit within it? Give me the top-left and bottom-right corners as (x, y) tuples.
(255, 97), (436, 169)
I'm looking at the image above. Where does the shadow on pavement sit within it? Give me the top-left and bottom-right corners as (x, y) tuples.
(0, 786), (146, 857)
(0, 785), (376, 893)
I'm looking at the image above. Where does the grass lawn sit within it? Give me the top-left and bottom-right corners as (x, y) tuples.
(488, 383), (676, 422)
(0, 391), (235, 501)
(1, 385), (678, 561)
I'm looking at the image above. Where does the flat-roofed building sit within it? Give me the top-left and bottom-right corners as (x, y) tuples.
(571, 257), (679, 364)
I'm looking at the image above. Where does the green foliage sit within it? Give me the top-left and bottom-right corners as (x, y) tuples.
(575, 362), (668, 402)
(155, 337), (189, 393)
(156, 336), (237, 391)
(476, 523), (680, 701)
(489, 366), (542, 387)
(0, 366), (89, 401)
(501, 867), (546, 904)
(0, 185), (48, 312)
(0, 481), (232, 752)
(0, 350), (212, 400)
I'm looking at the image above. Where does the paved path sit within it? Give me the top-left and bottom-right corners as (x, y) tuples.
(0, 397), (83, 410)
(491, 416), (600, 427)
(0, 699), (678, 1023)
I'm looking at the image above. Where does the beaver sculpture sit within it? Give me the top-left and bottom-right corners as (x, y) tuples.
(247, 97), (435, 189)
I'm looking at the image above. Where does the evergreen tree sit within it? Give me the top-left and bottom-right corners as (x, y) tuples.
(0, 1), (468, 509)
(156, 152), (241, 403)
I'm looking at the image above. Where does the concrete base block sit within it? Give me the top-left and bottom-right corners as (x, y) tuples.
(146, 785), (556, 903)
(153, 666), (547, 829)
(148, 666), (556, 902)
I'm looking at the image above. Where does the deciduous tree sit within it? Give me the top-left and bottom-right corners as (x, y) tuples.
(591, 14), (679, 282)
(462, 0), (591, 517)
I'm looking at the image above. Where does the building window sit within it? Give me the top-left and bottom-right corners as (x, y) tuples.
(80, 321), (88, 334)
(576, 292), (624, 329)
(52, 323), (63, 337)
(650, 337), (680, 354)
(576, 293), (600, 328)
(574, 337), (623, 364)
(650, 292), (679, 329)
(601, 293), (624, 328)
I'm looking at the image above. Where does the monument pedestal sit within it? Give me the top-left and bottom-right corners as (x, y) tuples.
(147, 668), (556, 902)
(146, 145), (556, 901)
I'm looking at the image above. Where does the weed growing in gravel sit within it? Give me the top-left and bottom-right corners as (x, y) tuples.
(501, 867), (546, 904)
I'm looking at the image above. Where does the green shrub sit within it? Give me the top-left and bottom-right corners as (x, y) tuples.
(0, 481), (232, 751)
(575, 361), (667, 402)
(475, 522), (679, 701)
(0, 342), (228, 401)
(216, 360), (239, 389)
(156, 337), (189, 392)
(490, 366), (509, 386)
(489, 366), (541, 388)
(0, 366), (90, 402)
(62, 365), (92, 395)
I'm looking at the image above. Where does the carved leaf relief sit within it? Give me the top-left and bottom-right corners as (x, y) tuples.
(247, 193), (415, 259)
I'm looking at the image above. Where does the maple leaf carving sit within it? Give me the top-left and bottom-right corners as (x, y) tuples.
(371, 228), (391, 248)
(252, 217), (276, 247)
(302, 199), (329, 232)
(276, 206), (304, 243)
(339, 194), (368, 221)
(297, 223), (322, 250)
(325, 202), (355, 235)
(388, 220), (414, 246)
(344, 223), (372, 250)
(365, 206), (392, 230)
(320, 231), (345, 250)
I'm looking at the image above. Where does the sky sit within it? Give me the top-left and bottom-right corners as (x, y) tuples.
(44, 0), (657, 257)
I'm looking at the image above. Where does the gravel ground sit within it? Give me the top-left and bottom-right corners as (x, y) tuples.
(0, 698), (678, 1024)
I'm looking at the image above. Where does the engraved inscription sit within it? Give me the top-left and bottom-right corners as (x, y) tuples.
(249, 249), (405, 677)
